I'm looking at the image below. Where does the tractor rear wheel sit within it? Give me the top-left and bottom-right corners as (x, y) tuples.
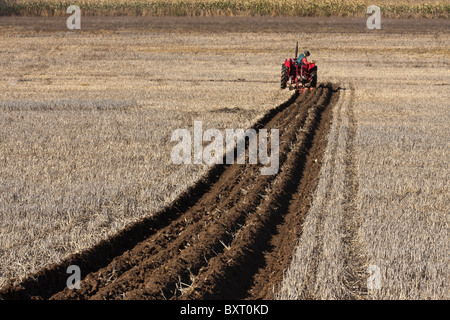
(280, 65), (288, 89)
(310, 70), (317, 88)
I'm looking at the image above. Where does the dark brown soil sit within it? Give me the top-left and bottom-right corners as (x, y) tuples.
(0, 83), (340, 300)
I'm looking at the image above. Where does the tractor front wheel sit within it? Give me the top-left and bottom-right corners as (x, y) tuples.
(281, 65), (288, 89)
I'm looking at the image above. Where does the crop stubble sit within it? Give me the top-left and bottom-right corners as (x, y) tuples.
(276, 83), (369, 299)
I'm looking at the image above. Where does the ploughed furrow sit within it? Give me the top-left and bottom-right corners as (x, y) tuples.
(49, 87), (322, 300)
(100, 87), (326, 300)
(0, 83), (339, 300)
(180, 83), (339, 300)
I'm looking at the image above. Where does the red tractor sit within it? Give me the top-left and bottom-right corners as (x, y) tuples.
(281, 42), (317, 91)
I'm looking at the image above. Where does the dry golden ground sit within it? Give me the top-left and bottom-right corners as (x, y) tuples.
(0, 17), (449, 299)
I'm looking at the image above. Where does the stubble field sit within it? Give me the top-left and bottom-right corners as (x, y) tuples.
(0, 16), (448, 299)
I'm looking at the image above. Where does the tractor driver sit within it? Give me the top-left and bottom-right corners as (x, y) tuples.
(296, 50), (310, 67)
